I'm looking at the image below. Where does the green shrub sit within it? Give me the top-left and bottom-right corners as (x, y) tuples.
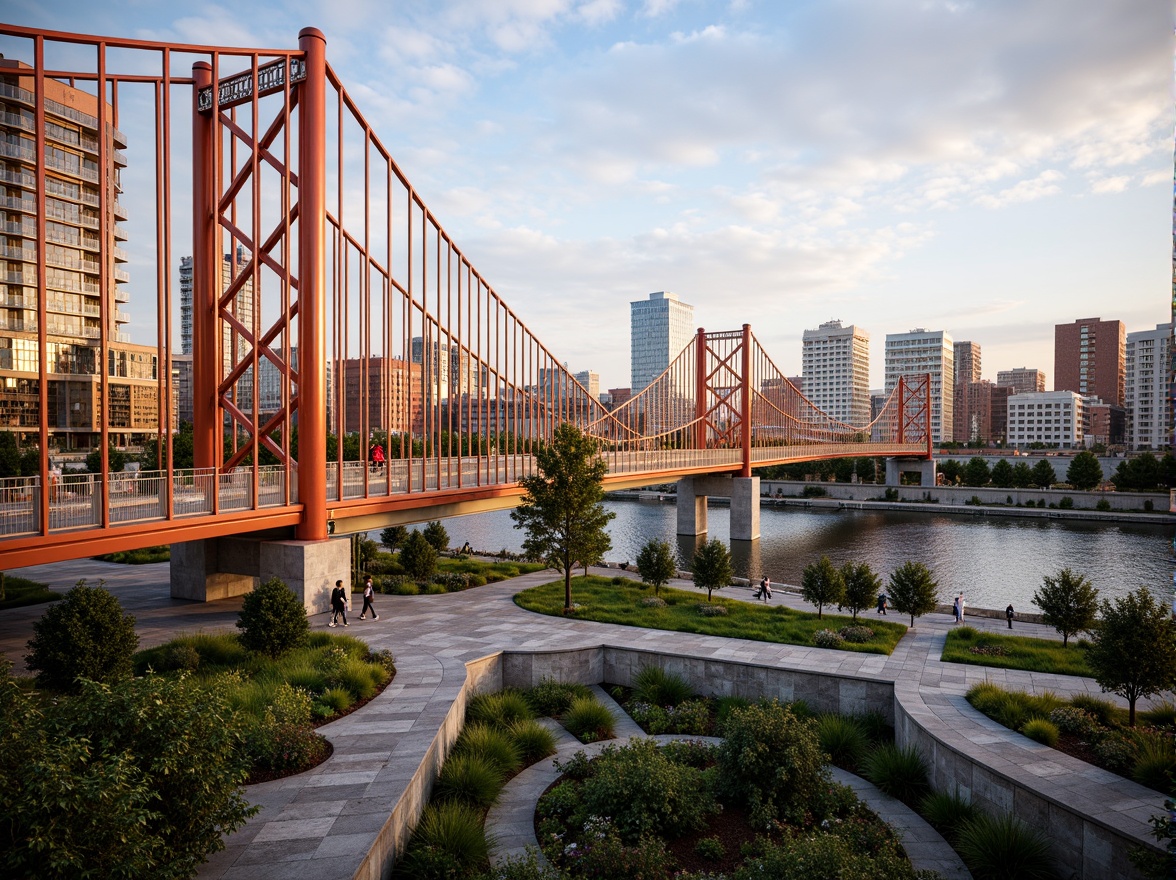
(920, 788), (979, 844)
(818, 713), (870, 771)
(395, 802), (494, 880)
(854, 710), (893, 746)
(735, 828), (914, 879)
(434, 572), (471, 592)
(574, 738), (717, 841)
(400, 530), (438, 581)
(25, 579), (138, 693)
(562, 696), (616, 742)
(861, 744), (929, 807)
(246, 718), (328, 777)
(1070, 694), (1123, 727)
(467, 691), (533, 728)
(1143, 700), (1176, 728)
(320, 687), (353, 713)
(956, 812), (1056, 880)
(717, 699), (830, 827)
(632, 665), (695, 707)
(715, 695), (751, 728)
(695, 836), (725, 860)
(1096, 498), (1111, 511)
(523, 679), (592, 717)
(813, 628), (845, 649)
(955, 625), (979, 641)
(163, 642), (201, 672)
(1022, 718), (1060, 747)
(1132, 731), (1176, 792)
(696, 602), (728, 616)
(236, 577), (310, 659)
(554, 818), (671, 878)
(454, 723), (522, 776)
(389, 579), (419, 596)
(626, 700), (670, 734)
(664, 699), (713, 735)
(1048, 706), (1101, 739)
(422, 520), (449, 553)
(434, 753), (505, 808)
(1059, 496), (1074, 509)
(1093, 732), (1136, 774)
(838, 625), (875, 643)
(507, 719), (557, 764)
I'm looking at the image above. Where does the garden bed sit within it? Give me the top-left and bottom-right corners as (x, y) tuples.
(942, 626), (1092, 676)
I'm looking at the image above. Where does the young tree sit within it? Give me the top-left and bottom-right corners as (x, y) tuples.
(511, 423), (615, 612)
(1086, 587), (1176, 726)
(636, 539), (677, 597)
(236, 577), (310, 658)
(841, 561), (881, 621)
(380, 524), (408, 552)
(1030, 459), (1056, 488)
(962, 457), (991, 488)
(1032, 567), (1098, 647)
(1067, 450), (1104, 490)
(801, 556), (845, 619)
(989, 458), (1014, 488)
(422, 520), (449, 553)
(1010, 461), (1034, 489)
(0, 432), (19, 478)
(691, 539), (733, 602)
(24, 579), (138, 693)
(399, 529), (438, 581)
(887, 562), (939, 628)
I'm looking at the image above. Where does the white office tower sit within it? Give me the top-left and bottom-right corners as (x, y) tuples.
(801, 320), (870, 426)
(1125, 323), (1172, 450)
(630, 291), (695, 394)
(884, 329), (954, 444)
(573, 370), (600, 402)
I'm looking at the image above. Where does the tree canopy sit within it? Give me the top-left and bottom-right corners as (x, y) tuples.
(691, 539), (733, 602)
(511, 423), (615, 612)
(801, 556), (844, 619)
(1032, 568), (1098, 647)
(887, 562), (939, 628)
(1030, 459), (1056, 488)
(1086, 587), (1176, 726)
(840, 561), (881, 621)
(1066, 451), (1104, 491)
(962, 457), (991, 488)
(636, 540), (677, 597)
(989, 458), (1014, 488)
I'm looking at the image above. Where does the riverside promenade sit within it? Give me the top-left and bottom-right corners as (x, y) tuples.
(0, 558), (1165, 879)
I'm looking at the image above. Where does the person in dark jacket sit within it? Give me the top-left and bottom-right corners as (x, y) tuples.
(329, 579), (349, 627)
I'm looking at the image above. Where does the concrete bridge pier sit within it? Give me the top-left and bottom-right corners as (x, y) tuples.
(676, 474), (761, 540)
(170, 535), (350, 614)
(885, 457), (937, 487)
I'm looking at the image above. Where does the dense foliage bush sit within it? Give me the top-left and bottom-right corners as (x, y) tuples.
(24, 579), (138, 692)
(523, 678), (593, 717)
(236, 577), (310, 658)
(422, 520), (450, 553)
(400, 530), (439, 581)
(861, 744), (929, 807)
(813, 628), (845, 648)
(632, 665), (694, 706)
(717, 699), (830, 828)
(733, 827), (920, 880)
(956, 813), (1056, 880)
(0, 666), (255, 879)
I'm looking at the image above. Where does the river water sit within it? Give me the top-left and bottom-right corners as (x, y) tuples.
(397, 500), (1174, 613)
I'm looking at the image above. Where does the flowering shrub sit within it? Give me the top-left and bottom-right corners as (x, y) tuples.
(968, 645), (1008, 656)
(1049, 706), (1101, 740)
(696, 603), (727, 617)
(813, 629), (845, 649)
(838, 625), (875, 644)
(1093, 733), (1137, 774)
(434, 572), (471, 592)
(641, 596), (667, 609)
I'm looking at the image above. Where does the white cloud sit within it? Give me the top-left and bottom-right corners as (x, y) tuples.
(975, 170), (1064, 209)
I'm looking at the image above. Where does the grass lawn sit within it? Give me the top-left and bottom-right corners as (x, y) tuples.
(514, 575), (907, 654)
(436, 555), (547, 582)
(97, 545), (171, 564)
(0, 574), (61, 610)
(942, 626), (1092, 677)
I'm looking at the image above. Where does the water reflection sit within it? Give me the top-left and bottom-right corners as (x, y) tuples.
(400, 500), (1173, 612)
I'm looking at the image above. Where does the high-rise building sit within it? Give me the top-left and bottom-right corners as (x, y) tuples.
(1055, 317), (1125, 406)
(801, 320), (870, 425)
(1126, 323), (1172, 450)
(0, 58), (166, 449)
(340, 356), (423, 435)
(996, 368), (1046, 395)
(884, 329), (954, 443)
(630, 291), (694, 394)
(955, 381), (1010, 445)
(573, 370), (600, 404)
(411, 335), (474, 403)
(953, 341), (981, 385)
(1006, 391), (1084, 449)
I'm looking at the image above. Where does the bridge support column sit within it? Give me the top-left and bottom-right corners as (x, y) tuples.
(171, 535), (349, 614)
(885, 458), (937, 487)
(677, 475), (760, 540)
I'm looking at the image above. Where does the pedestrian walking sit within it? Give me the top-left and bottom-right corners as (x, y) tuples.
(755, 576), (772, 601)
(958, 593), (966, 623)
(1005, 603), (1015, 629)
(952, 594), (961, 624)
(359, 575), (379, 620)
(876, 593), (888, 614)
(329, 579), (349, 627)
(370, 442), (385, 472)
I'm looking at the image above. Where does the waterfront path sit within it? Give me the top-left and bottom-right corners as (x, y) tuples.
(0, 559), (1163, 879)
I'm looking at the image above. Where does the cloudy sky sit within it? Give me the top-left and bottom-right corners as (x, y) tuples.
(5, 0), (1172, 390)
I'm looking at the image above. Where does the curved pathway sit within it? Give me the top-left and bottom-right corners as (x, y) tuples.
(0, 560), (1163, 879)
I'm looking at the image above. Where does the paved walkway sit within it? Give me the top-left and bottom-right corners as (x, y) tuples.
(0, 561), (1161, 879)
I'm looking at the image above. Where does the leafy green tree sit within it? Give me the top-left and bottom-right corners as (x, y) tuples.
(85, 444), (127, 474)
(887, 562), (939, 628)
(841, 561), (881, 621)
(1113, 453), (1162, 492)
(422, 520), (449, 553)
(24, 580), (138, 693)
(236, 577), (309, 658)
(511, 423), (615, 612)
(19, 446), (39, 477)
(854, 457), (876, 483)
(636, 539), (677, 597)
(989, 458), (1014, 488)
(399, 529), (438, 581)
(1067, 450), (1104, 491)
(937, 459), (963, 485)
(962, 457), (991, 488)
(691, 538), (733, 602)
(1162, 453), (1176, 489)
(801, 555), (844, 619)
(380, 524), (408, 552)
(1086, 587), (1176, 726)
(1010, 461), (1034, 488)
(0, 665), (256, 878)
(1032, 567), (1098, 647)
(0, 432), (19, 478)
(1030, 459), (1056, 488)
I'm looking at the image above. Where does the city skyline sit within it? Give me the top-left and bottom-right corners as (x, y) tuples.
(0, 1), (1168, 393)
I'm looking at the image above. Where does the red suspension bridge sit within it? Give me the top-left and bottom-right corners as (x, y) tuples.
(0, 24), (931, 595)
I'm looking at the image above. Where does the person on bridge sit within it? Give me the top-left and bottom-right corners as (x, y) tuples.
(359, 575), (379, 620)
(370, 442), (385, 471)
(329, 579), (349, 627)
